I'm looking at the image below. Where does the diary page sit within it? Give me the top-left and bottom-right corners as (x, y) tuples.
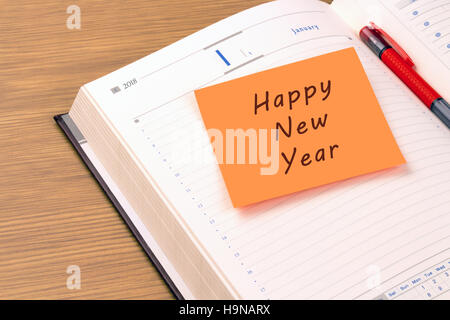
(78, 0), (450, 299)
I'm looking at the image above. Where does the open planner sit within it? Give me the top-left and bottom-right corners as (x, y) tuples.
(55, 0), (450, 299)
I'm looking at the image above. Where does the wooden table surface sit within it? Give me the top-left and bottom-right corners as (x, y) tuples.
(0, 0), (331, 299)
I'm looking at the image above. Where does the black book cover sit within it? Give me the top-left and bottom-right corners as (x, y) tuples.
(54, 113), (183, 299)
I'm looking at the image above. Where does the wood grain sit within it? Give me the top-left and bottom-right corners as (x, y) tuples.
(0, 0), (332, 299)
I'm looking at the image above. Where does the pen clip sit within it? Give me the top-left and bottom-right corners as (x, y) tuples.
(369, 21), (415, 68)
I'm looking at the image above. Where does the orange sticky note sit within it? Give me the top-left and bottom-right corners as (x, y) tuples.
(194, 48), (405, 207)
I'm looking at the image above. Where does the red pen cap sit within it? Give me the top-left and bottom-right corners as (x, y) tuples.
(368, 22), (415, 68)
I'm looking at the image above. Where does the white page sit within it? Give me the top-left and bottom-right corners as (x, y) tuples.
(82, 0), (450, 299)
(331, 0), (450, 101)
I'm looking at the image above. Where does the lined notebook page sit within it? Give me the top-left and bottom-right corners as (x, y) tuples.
(86, 0), (450, 299)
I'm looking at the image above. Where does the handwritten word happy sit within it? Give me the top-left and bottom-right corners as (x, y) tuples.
(254, 80), (331, 114)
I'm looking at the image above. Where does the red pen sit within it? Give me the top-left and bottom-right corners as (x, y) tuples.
(360, 22), (450, 129)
